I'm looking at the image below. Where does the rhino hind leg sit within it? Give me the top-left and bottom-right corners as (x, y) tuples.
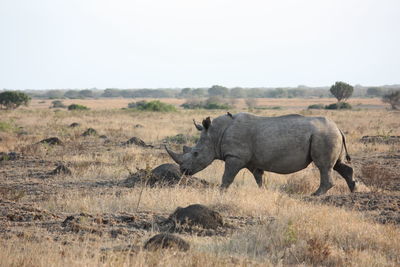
(312, 168), (334, 196)
(248, 167), (264, 188)
(334, 161), (356, 192)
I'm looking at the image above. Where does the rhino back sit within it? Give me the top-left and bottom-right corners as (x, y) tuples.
(221, 113), (342, 173)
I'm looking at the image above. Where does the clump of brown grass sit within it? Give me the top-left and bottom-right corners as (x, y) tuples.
(306, 235), (331, 265)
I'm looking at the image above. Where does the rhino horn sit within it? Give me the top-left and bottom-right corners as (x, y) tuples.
(193, 119), (203, 131)
(165, 146), (183, 165)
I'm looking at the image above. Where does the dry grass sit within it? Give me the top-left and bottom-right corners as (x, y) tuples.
(0, 98), (399, 266)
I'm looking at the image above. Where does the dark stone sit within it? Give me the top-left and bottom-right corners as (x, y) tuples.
(169, 204), (224, 230)
(49, 165), (72, 175)
(144, 233), (189, 251)
(134, 124), (144, 128)
(82, 128), (97, 136)
(122, 163), (212, 188)
(99, 135), (108, 139)
(38, 137), (63, 145)
(69, 122), (80, 128)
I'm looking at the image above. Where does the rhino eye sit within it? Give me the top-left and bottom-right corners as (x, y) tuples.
(193, 151), (199, 157)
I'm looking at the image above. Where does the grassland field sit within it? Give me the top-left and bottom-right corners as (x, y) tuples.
(0, 97), (399, 266)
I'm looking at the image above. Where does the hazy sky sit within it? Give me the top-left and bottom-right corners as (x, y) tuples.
(1, 0), (399, 89)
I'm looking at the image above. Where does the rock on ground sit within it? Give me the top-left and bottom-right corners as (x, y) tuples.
(122, 163), (211, 188)
(143, 233), (189, 251)
(123, 137), (152, 147)
(38, 137), (63, 145)
(169, 204), (224, 230)
(82, 128), (97, 136)
(49, 165), (72, 175)
(69, 122), (80, 128)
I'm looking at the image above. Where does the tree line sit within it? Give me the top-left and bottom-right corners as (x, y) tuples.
(4, 84), (398, 100)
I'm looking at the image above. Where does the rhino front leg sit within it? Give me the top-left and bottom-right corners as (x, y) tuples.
(220, 157), (245, 190)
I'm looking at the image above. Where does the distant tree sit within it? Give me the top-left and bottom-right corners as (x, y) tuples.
(330, 81), (354, 102)
(120, 90), (134, 98)
(64, 90), (81, 99)
(268, 88), (287, 98)
(179, 88), (192, 98)
(246, 88), (264, 98)
(79, 90), (94, 98)
(45, 90), (64, 99)
(230, 87), (246, 98)
(287, 89), (306, 98)
(102, 89), (121, 97)
(191, 88), (206, 97)
(0, 91), (31, 110)
(208, 85), (229, 97)
(366, 87), (383, 97)
(382, 91), (400, 110)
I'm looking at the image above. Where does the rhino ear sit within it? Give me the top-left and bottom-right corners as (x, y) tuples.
(202, 117), (211, 130)
(183, 145), (192, 153)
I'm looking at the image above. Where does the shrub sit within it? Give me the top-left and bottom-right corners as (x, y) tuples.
(307, 104), (325, 110)
(204, 96), (231, 110)
(325, 102), (352, 110)
(181, 99), (204, 109)
(68, 104), (90, 110)
(0, 91), (31, 110)
(128, 100), (176, 112)
(382, 90), (400, 110)
(51, 100), (67, 108)
(181, 96), (231, 110)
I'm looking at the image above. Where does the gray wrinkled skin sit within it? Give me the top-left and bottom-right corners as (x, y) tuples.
(166, 113), (356, 196)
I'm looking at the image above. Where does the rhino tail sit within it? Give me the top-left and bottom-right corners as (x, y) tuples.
(339, 129), (351, 162)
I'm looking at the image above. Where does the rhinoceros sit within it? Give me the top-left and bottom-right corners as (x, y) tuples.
(165, 112), (356, 196)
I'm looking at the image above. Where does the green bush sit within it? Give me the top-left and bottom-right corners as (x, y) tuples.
(307, 104), (325, 110)
(68, 104), (90, 110)
(181, 96), (231, 110)
(0, 91), (31, 110)
(325, 102), (352, 110)
(181, 99), (204, 109)
(203, 96), (231, 110)
(128, 100), (176, 112)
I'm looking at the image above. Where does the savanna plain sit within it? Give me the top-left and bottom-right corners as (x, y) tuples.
(0, 98), (399, 266)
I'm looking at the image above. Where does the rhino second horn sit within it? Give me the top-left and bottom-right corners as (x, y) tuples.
(193, 119), (203, 131)
(165, 146), (183, 165)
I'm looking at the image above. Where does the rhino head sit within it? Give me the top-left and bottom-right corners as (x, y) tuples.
(165, 117), (216, 175)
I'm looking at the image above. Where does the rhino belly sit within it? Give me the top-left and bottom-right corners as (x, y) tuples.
(264, 155), (312, 174)
(253, 142), (312, 174)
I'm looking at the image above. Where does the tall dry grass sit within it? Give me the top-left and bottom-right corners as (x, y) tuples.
(0, 99), (399, 266)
